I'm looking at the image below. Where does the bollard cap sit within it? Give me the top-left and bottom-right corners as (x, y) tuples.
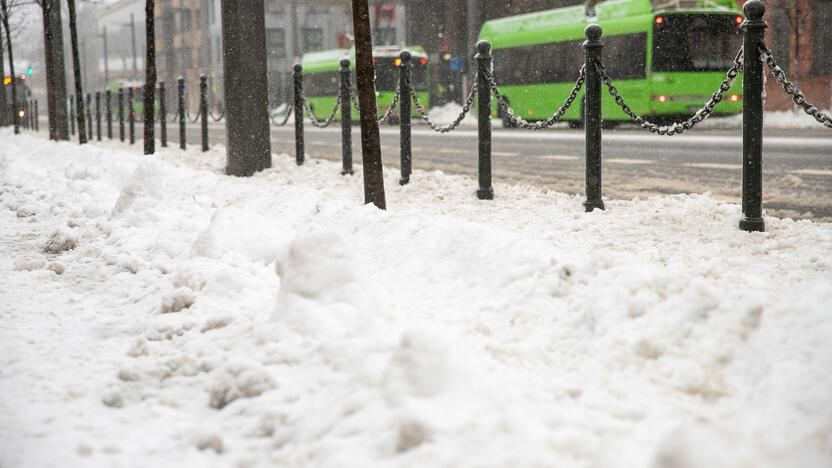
(584, 24), (603, 41)
(400, 50), (411, 62)
(476, 40), (491, 55)
(743, 0), (765, 20)
(340, 57), (350, 69)
(293, 63), (303, 73)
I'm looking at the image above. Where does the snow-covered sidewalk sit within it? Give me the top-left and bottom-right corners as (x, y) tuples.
(1, 130), (830, 468)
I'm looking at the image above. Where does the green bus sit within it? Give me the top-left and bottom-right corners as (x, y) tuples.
(478, 0), (745, 127)
(301, 45), (430, 123)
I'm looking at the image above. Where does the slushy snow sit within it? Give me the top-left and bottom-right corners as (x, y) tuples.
(1, 129), (830, 468)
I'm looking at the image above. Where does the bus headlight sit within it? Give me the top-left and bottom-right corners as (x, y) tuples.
(19, 110), (25, 117)
(729, 94), (741, 102)
(653, 95), (669, 103)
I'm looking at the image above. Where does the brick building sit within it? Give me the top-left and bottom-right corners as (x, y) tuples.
(761, 0), (832, 111)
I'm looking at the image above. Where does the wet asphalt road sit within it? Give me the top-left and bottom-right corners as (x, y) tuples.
(141, 121), (832, 221)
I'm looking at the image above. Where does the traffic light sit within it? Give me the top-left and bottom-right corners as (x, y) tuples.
(26, 67), (32, 75)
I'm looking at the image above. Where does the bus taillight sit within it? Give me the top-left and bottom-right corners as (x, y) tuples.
(653, 95), (668, 103)
(735, 16), (743, 25)
(655, 16), (664, 25)
(419, 57), (427, 65)
(730, 94), (741, 102)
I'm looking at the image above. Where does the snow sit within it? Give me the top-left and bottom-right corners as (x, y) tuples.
(1, 129), (831, 468)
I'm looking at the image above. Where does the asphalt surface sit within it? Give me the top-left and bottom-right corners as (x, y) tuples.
(86, 119), (832, 221)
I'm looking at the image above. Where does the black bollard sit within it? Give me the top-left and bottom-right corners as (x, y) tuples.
(95, 91), (101, 141)
(340, 58), (353, 175)
(159, 82), (167, 147)
(128, 87), (135, 145)
(200, 75), (208, 152)
(34, 100), (39, 131)
(293, 64), (304, 166)
(86, 94), (93, 138)
(583, 24), (605, 212)
(740, 0), (766, 233)
(70, 96), (76, 136)
(476, 41), (494, 200)
(106, 90), (112, 139)
(178, 77), (186, 150)
(399, 51), (412, 185)
(118, 88), (125, 142)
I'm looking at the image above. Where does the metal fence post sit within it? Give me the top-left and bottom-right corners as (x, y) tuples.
(476, 41), (494, 200)
(70, 96), (76, 136)
(340, 58), (353, 175)
(118, 88), (125, 142)
(200, 75), (209, 152)
(86, 94), (92, 138)
(128, 87), (135, 145)
(740, 0), (766, 233)
(95, 91), (101, 141)
(159, 82), (167, 147)
(34, 100), (39, 131)
(25, 101), (30, 129)
(399, 50), (412, 185)
(178, 77), (186, 150)
(294, 64), (304, 166)
(583, 24), (605, 212)
(106, 90), (112, 139)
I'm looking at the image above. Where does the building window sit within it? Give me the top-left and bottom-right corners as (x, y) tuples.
(267, 28), (286, 58)
(812, 0), (832, 75)
(266, 0), (284, 14)
(302, 27), (324, 52)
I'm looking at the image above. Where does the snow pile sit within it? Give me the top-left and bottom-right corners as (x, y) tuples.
(427, 101), (478, 127)
(702, 109), (832, 130)
(1, 130), (831, 468)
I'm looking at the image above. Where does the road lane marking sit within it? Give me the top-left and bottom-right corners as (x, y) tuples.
(438, 148), (466, 154)
(538, 155), (579, 161)
(492, 151), (519, 157)
(789, 169), (832, 176)
(605, 158), (653, 165)
(684, 163), (742, 170)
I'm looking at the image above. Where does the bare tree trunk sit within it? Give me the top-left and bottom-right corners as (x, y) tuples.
(67, 0), (86, 144)
(42, 0), (69, 140)
(1, 0), (19, 134)
(351, 0), (386, 209)
(0, 28), (7, 127)
(143, 0), (155, 155)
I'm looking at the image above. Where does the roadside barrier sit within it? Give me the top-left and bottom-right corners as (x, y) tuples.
(45, 1), (829, 232)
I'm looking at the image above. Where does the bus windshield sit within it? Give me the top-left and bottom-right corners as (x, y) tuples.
(375, 57), (428, 92)
(653, 14), (742, 72)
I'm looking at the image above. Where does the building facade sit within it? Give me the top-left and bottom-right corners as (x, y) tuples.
(762, 0), (832, 111)
(95, 0), (147, 90)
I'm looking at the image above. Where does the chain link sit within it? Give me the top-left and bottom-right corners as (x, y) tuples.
(376, 86), (402, 124)
(188, 110), (201, 124)
(759, 45), (832, 129)
(487, 65), (585, 130)
(269, 105), (293, 126)
(412, 79), (477, 133)
(209, 109), (225, 122)
(301, 88), (341, 128)
(596, 48), (744, 136)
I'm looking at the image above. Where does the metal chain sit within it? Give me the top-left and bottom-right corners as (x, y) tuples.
(760, 45), (832, 129)
(301, 88), (341, 128)
(187, 110), (201, 124)
(269, 106), (293, 126)
(209, 109), (225, 122)
(376, 86), (402, 124)
(412, 80), (478, 133)
(487, 65), (585, 130)
(596, 48), (744, 136)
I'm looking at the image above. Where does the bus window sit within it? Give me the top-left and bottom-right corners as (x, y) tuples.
(603, 33), (647, 80)
(305, 72), (339, 96)
(653, 14), (741, 72)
